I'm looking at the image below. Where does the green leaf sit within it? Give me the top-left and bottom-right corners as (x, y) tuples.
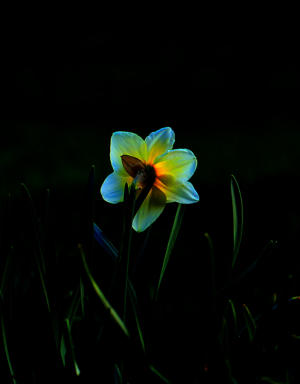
(230, 175), (244, 268)
(0, 246), (13, 301)
(204, 233), (217, 312)
(149, 364), (171, 383)
(1, 314), (17, 384)
(93, 222), (119, 260)
(65, 318), (80, 376)
(242, 303), (256, 342)
(128, 281), (145, 353)
(114, 364), (123, 384)
(156, 204), (184, 300)
(20, 183), (51, 312)
(79, 244), (129, 337)
(60, 335), (67, 367)
(228, 299), (238, 334)
(80, 277), (85, 317)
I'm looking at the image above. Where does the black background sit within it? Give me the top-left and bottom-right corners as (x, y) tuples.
(1, 15), (300, 383)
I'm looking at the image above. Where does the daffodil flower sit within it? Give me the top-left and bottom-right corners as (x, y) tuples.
(100, 127), (199, 232)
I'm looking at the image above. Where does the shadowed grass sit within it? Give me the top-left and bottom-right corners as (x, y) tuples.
(155, 203), (184, 300)
(79, 243), (129, 337)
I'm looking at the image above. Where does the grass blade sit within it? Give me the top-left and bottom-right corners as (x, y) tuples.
(228, 299), (238, 335)
(204, 233), (217, 313)
(80, 277), (85, 317)
(0, 246), (14, 301)
(20, 183), (51, 312)
(242, 303), (256, 342)
(156, 204), (184, 300)
(149, 364), (170, 383)
(78, 244), (129, 337)
(114, 364), (122, 384)
(60, 334), (67, 367)
(230, 175), (244, 268)
(65, 318), (80, 376)
(1, 313), (17, 384)
(93, 222), (119, 260)
(128, 281), (145, 353)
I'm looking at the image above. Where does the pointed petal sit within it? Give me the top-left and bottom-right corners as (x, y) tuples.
(100, 172), (132, 204)
(159, 180), (199, 204)
(154, 149), (197, 181)
(132, 186), (166, 232)
(145, 127), (175, 163)
(110, 131), (147, 174)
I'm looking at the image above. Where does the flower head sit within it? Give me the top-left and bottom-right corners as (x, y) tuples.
(100, 127), (199, 232)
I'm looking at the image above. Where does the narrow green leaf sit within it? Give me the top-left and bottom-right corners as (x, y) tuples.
(67, 287), (81, 326)
(79, 244), (129, 337)
(80, 277), (85, 317)
(128, 281), (145, 353)
(65, 318), (80, 376)
(60, 335), (67, 367)
(242, 303), (256, 342)
(156, 204), (184, 299)
(230, 175), (244, 268)
(114, 364), (122, 384)
(260, 377), (286, 384)
(1, 314), (17, 384)
(149, 364), (170, 383)
(204, 233), (216, 312)
(20, 183), (51, 312)
(228, 299), (238, 334)
(0, 246), (13, 301)
(93, 222), (119, 260)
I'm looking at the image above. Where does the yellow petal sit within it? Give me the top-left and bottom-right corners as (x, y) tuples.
(132, 186), (166, 232)
(154, 149), (197, 182)
(110, 131), (147, 174)
(145, 127), (175, 163)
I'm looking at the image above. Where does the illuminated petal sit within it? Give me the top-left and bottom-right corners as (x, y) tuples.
(110, 131), (147, 174)
(100, 172), (132, 204)
(145, 127), (175, 163)
(160, 180), (199, 204)
(154, 149), (197, 181)
(132, 186), (166, 232)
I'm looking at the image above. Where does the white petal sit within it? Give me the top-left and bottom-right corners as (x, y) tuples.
(110, 131), (147, 174)
(162, 181), (199, 204)
(145, 127), (175, 163)
(154, 149), (197, 182)
(132, 186), (166, 232)
(100, 172), (131, 204)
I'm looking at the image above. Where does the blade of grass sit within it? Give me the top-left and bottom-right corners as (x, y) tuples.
(0, 246), (14, 301)
(114, 364), (122, 384)
(242, 303), (256, 342)
(230, 174), (244, 268)
(93, 222), (119, 260)
(65, 318), (80, 376)
(128, 281), (145, 353)
(60, 334), (67, 367)
(20, 183), (51, 312)
(119, 182), (136, 322)
(228, 299), (238, 335)
(1, 313), (17, 384)
(204, 233), (217, 313)
(80, 277), (85, 317)
(86, 165), (96, 266)
(156, 204), (184, 300)
(79, 244), (129, 337)
(149, 364), (171, 384)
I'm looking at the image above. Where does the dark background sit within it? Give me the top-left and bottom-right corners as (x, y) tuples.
(1, 19), (300, 383)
